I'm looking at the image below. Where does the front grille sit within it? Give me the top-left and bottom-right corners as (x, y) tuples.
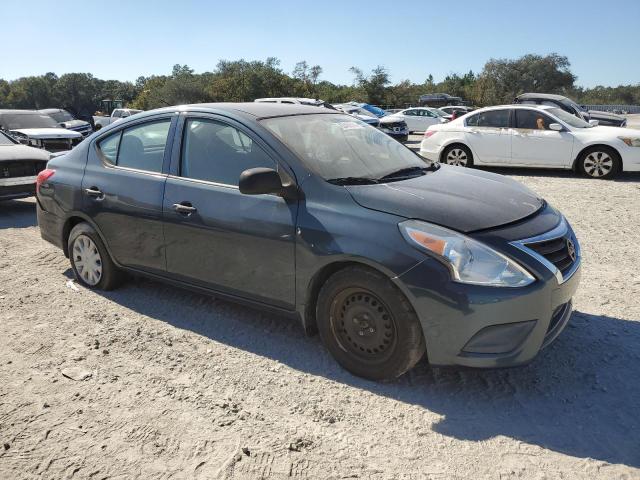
(524, 235), (576, 276)
(381, 121), (406, 129)
(0, 161), (47, 178)
(42, 138), (74, 152)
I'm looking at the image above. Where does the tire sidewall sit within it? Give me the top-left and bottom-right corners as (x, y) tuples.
(316, 267), (425, 381)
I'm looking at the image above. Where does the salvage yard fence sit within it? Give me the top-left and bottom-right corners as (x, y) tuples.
(582, 104), (640, 114)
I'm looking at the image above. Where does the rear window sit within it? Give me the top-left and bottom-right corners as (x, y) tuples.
(466, 109), (510, 128)
(97, 120), (171, 172)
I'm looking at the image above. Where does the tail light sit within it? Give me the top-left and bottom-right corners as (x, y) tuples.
(424, 130), (437, 139)
(36, 169), (55, 194)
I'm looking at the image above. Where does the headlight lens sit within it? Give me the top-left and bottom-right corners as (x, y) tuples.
(399, 220), (535, 287)
(619, 137), (640, 147)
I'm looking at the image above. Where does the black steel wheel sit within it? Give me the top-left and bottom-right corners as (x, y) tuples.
(317, 266), (426, 381)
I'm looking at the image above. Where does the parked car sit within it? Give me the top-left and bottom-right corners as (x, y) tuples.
(0, 130), (50, 200)
(386, 107), (447, 133)
(332, 104), (380, 127)
(39, 108), (93, 137)
(420, 104), (640, 179)
(418, 93), (463, 107)
(254, 97), (335, 108)
(346, 102), (387, 118)
(439, 105), (474, 117)
(0, 110), (83, 152)
(37, 102), (581, 380)
(378, 116), (409, 142)
(93, 108), (143, 130)
(514, 93), (627, 127)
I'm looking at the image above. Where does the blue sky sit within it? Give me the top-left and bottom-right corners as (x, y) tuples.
(2, 0), (639, 87)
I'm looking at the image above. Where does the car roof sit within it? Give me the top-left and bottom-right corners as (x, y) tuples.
(516, 93), (568, 102)
(473, 104), (555, 112)
(0, 109), (42, 115)
(118, 103), (341, 122)
(38, 108), (65, 114)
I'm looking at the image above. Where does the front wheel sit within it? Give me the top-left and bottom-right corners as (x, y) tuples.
(316, 266), (426, 381)
(442, 144), (473, 167)
(577, 147), (621, 179)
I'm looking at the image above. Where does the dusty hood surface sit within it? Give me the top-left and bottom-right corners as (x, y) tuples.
(0, 144), (50, 162)
(11, 128), (82, 139)
(346, 165), (544, 233)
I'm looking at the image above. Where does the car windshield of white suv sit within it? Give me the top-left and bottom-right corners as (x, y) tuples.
(547, 107), (593, 128)
(262, 114), (430, 184)
(49, 110), (75, 123)
(0, 113), (59, 129)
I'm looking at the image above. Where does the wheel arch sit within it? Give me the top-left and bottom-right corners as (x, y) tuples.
(572, 143), (623, 171)
(300, 259), (406, 336)
(61, 213), (114, 262)
(439, 141), (475, 164)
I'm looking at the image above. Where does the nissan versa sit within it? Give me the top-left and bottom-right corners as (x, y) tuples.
(36, 103), (581, 381)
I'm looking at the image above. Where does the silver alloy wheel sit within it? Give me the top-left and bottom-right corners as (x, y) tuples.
(446, 148), (468, 166)
(72, 234), (103, 286)
(583, 151), (613, 177)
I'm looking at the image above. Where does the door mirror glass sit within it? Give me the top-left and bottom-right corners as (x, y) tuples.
(239, 168), (283, 195)
(589, 119), (599, 126)
(549, 123), (563, 131)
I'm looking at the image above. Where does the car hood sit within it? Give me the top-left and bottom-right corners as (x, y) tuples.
(60, 119), (90, 129)
(0, 144), (50, 161)
(379, 116), (406, 125)
(11, 128), (82, 139)
(345, 165), (544, 233)
(587, 110), (625, 121)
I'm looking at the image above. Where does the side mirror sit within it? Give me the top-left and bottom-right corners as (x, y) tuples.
(60, 123), (67, 129)
(549, 123), (563, 131)
(589, 119), (599, 126)
(239, 168), (285, 196)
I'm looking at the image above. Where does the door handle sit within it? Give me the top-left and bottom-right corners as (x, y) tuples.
(173, 202), (197, 215)
(85, 187), (104, 199)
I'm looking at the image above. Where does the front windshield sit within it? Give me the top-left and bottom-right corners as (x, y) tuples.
(0, 131), (17, 145)
(547, 107), (593, 128)
(49, 110), (75, 123)
(262, 114), (426, 181)
(0, 113), (59, 129)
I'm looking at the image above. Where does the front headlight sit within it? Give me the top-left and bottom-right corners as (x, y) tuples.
(619, 137), (640, 147)
(399, 220), (535, 287)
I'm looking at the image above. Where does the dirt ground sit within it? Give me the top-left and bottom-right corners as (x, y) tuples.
(1, 168), (639, 480)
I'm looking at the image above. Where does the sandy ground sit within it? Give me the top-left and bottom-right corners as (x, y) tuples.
(1, 168), (640, 480)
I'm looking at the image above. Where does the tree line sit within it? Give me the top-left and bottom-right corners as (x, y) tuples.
(1, 54), (639, 116)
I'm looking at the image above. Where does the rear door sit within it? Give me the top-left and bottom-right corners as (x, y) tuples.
(464, 109), (512, 164)
(511, 109), (574, 167)
(401, 109), (420, 131)
(82, 114), (177, 274)
(162, 114), (297, 309)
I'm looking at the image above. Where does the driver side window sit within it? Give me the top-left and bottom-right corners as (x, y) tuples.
(180, 118), (275, 186)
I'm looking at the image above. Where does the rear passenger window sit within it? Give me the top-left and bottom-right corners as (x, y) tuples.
(180, 118), (275, 186)
(468, 110), (510, 128)
(98, 120), (171, 173)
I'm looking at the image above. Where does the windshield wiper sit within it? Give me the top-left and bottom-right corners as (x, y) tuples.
(327, 176), (379, 185)
(377, 166), (430, 182)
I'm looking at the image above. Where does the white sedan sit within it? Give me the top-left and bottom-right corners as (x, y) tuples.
(420, 104), (640, 179)
(386, 107), (447, 133)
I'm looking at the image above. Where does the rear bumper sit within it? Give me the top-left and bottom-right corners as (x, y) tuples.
(395, 256), (581, 368)
(37, 203), (65, 251)
(0, 178), (36, 200)
(418, 141), (441, 162)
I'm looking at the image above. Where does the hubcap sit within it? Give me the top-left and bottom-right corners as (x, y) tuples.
(73, 235), (102, 286)
(446, 148), (468, 166)
(583, 151), (613, 177)
(330, 288), (397, 362)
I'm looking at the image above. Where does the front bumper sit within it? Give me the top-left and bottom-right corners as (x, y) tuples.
(620, 143), (640, 172)
(394, 213), (582, 368)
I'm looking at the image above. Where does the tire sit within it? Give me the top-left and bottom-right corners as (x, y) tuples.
(442, 144), (473, 167)
(577, 146), (621, 179)
(316, 266), (426, 381)
(68, 222), (123, 290)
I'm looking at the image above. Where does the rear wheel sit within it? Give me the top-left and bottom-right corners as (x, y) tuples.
(316, 266), (426, 381)
(68, 223), (123, 290)
(577, 146), (621, 179)
(442, 144), (473, 167)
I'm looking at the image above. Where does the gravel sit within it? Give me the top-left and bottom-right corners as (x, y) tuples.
(1, 169), (639, 479)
